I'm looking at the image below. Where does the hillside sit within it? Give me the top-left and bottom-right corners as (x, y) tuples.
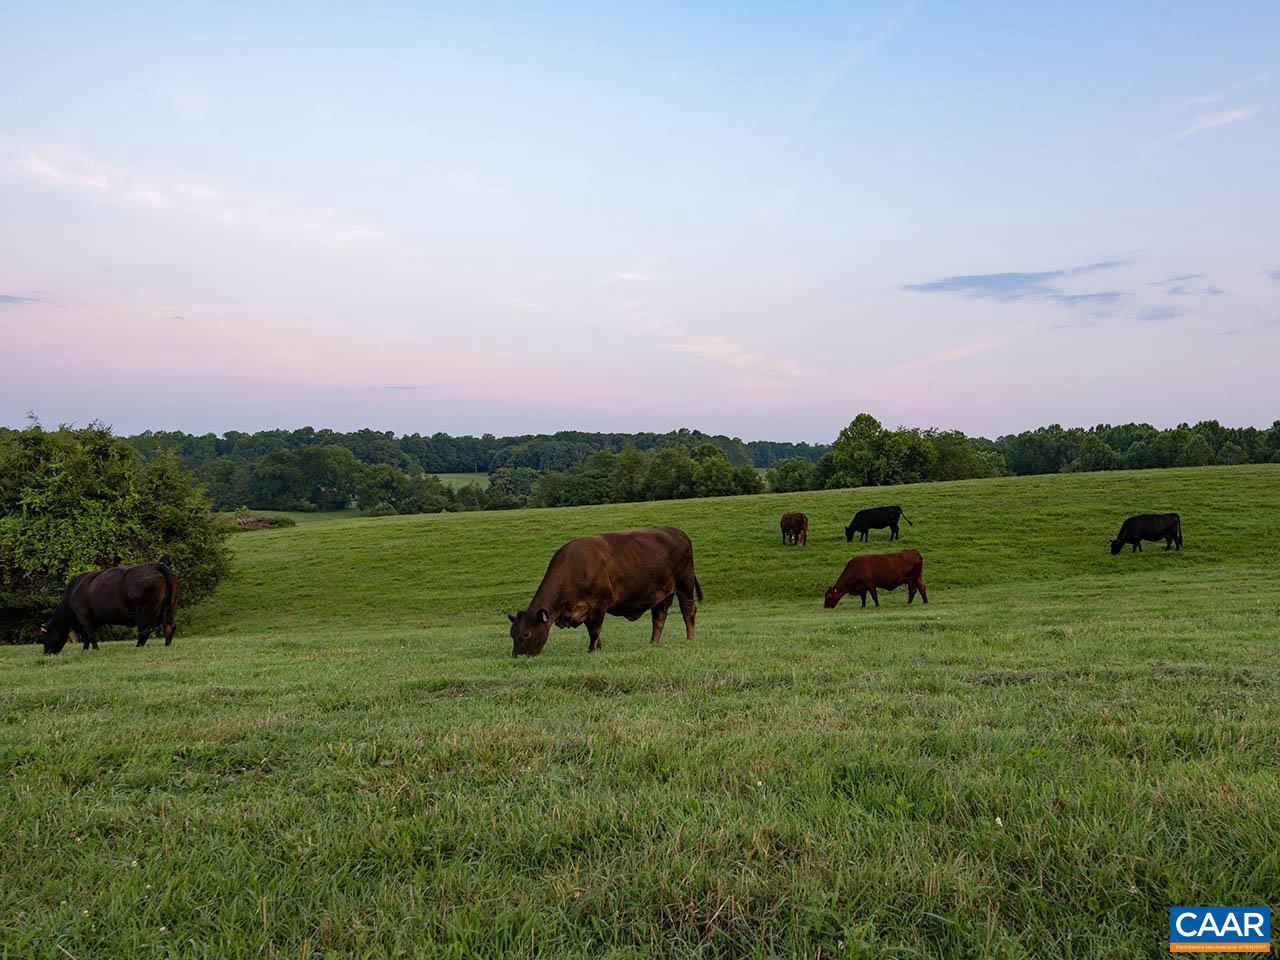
(3, 466), (1278, 958)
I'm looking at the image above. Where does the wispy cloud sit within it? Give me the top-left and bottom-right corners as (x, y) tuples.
(1149, 273), (1202, 285)
(1173, 106), (1257, 142)
(800, 1), (915, 120)
(18, 147), (383, 251)
(1268, 270), (1280, 282)
(1186, 72), (1270, 107)
(609, 270), (657, 282)
(903, 259), (1131, 309)
(1, 294), (42, 305)
(1138, 306), (1182, 322)
(665, 335), (816, 378)
(502, 297), (552, 314)
(883, 335), (1007, 375)
(1168, 283), (1226, 297)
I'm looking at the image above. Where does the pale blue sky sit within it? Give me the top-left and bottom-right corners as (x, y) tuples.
(2, 1), (1276, 440)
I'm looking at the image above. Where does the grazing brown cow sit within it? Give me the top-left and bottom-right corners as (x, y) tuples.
(824, 549), (926, 609)
(780, 512), (808, 546)
(508, 527), (703, 656)
(40, 563), (179, 654)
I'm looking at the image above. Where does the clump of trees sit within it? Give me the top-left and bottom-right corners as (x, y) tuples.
(0, 422), (230, 643)
(762, 414), (1004, 492)
(523, 444), (764, 508)
(992, 420), (1280, 475)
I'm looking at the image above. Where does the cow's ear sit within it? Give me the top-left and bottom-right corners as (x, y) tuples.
(536, 609), (549, 624)
(507, 613), (517, 624)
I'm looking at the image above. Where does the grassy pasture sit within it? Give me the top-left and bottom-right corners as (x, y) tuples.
(2, 465), (1278, 958)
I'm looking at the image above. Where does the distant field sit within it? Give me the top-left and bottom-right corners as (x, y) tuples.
(435, 471), (490, 489)
(222, 507), (359, 524)
(4, 466), (1279, 958)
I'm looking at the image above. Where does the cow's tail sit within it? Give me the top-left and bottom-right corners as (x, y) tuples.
(694, 576), (704, 602)
(901, 511), (913, 525)
(1174, 514), (1183, 546)
(157, 563), (179, 626)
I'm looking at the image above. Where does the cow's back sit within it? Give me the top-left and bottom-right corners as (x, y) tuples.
(538, 527), (691, 612)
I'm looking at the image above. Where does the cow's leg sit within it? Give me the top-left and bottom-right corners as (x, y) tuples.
(585, 613), (604, 653)
(676, 595), (696, 642)
(917, 578), (928, 604)
(907, 581), (916, 604)
(890, 523), (898, 540)
(164, 621), (175, 645)
(859, 591), (867, 608)
(650, 596), (673, 645)
(1165, 536), (1173, 550)
(870, 587), (879, 607)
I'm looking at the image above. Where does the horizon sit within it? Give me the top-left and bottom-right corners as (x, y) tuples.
(7, 411), (1275, 449)
(3, 2), (1278, 440)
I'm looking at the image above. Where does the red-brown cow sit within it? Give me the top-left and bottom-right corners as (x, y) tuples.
(823, 549), (927, 609)
(780, 512), (808, 546)
(508, 527), (702, 656)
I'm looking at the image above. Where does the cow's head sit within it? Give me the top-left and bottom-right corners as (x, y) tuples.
(39, 620), (70, 655)
(508, 608), (551, 657)
(823, 586), (843, 609)
(1109, 538), (1124, 556)
(844, 524), (855, 543)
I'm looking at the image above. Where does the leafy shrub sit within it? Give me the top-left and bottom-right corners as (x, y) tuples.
(0, 423), (230, 643)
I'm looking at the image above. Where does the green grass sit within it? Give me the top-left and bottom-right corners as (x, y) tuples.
(3, 465), (1279, 958)
(435, 472), (490, 490)
(221, 507), (359, 525)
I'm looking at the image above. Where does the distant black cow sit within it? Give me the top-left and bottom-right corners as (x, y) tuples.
(780, 512), (808, 546)
(1111, 514), (1182, 555)
(845, 505), (911, 542)
(40, 564), (178, 654)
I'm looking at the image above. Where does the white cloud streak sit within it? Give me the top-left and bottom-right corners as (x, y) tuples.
(882, 336), (1007, 376)
(18, 148), (384, 250)
(1173, 106), (1258, 142)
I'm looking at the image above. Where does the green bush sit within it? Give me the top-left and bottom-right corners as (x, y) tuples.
(0, 423), (230, 643)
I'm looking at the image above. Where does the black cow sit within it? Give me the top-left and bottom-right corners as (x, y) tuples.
(845, 505), (912, 542)
(1111, 514), (1182, 555)
(40, 564), (179, 654)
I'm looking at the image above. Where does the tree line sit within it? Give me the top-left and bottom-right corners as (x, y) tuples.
(11, 414), (1276, 519)
(123, 427), (827, 510)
